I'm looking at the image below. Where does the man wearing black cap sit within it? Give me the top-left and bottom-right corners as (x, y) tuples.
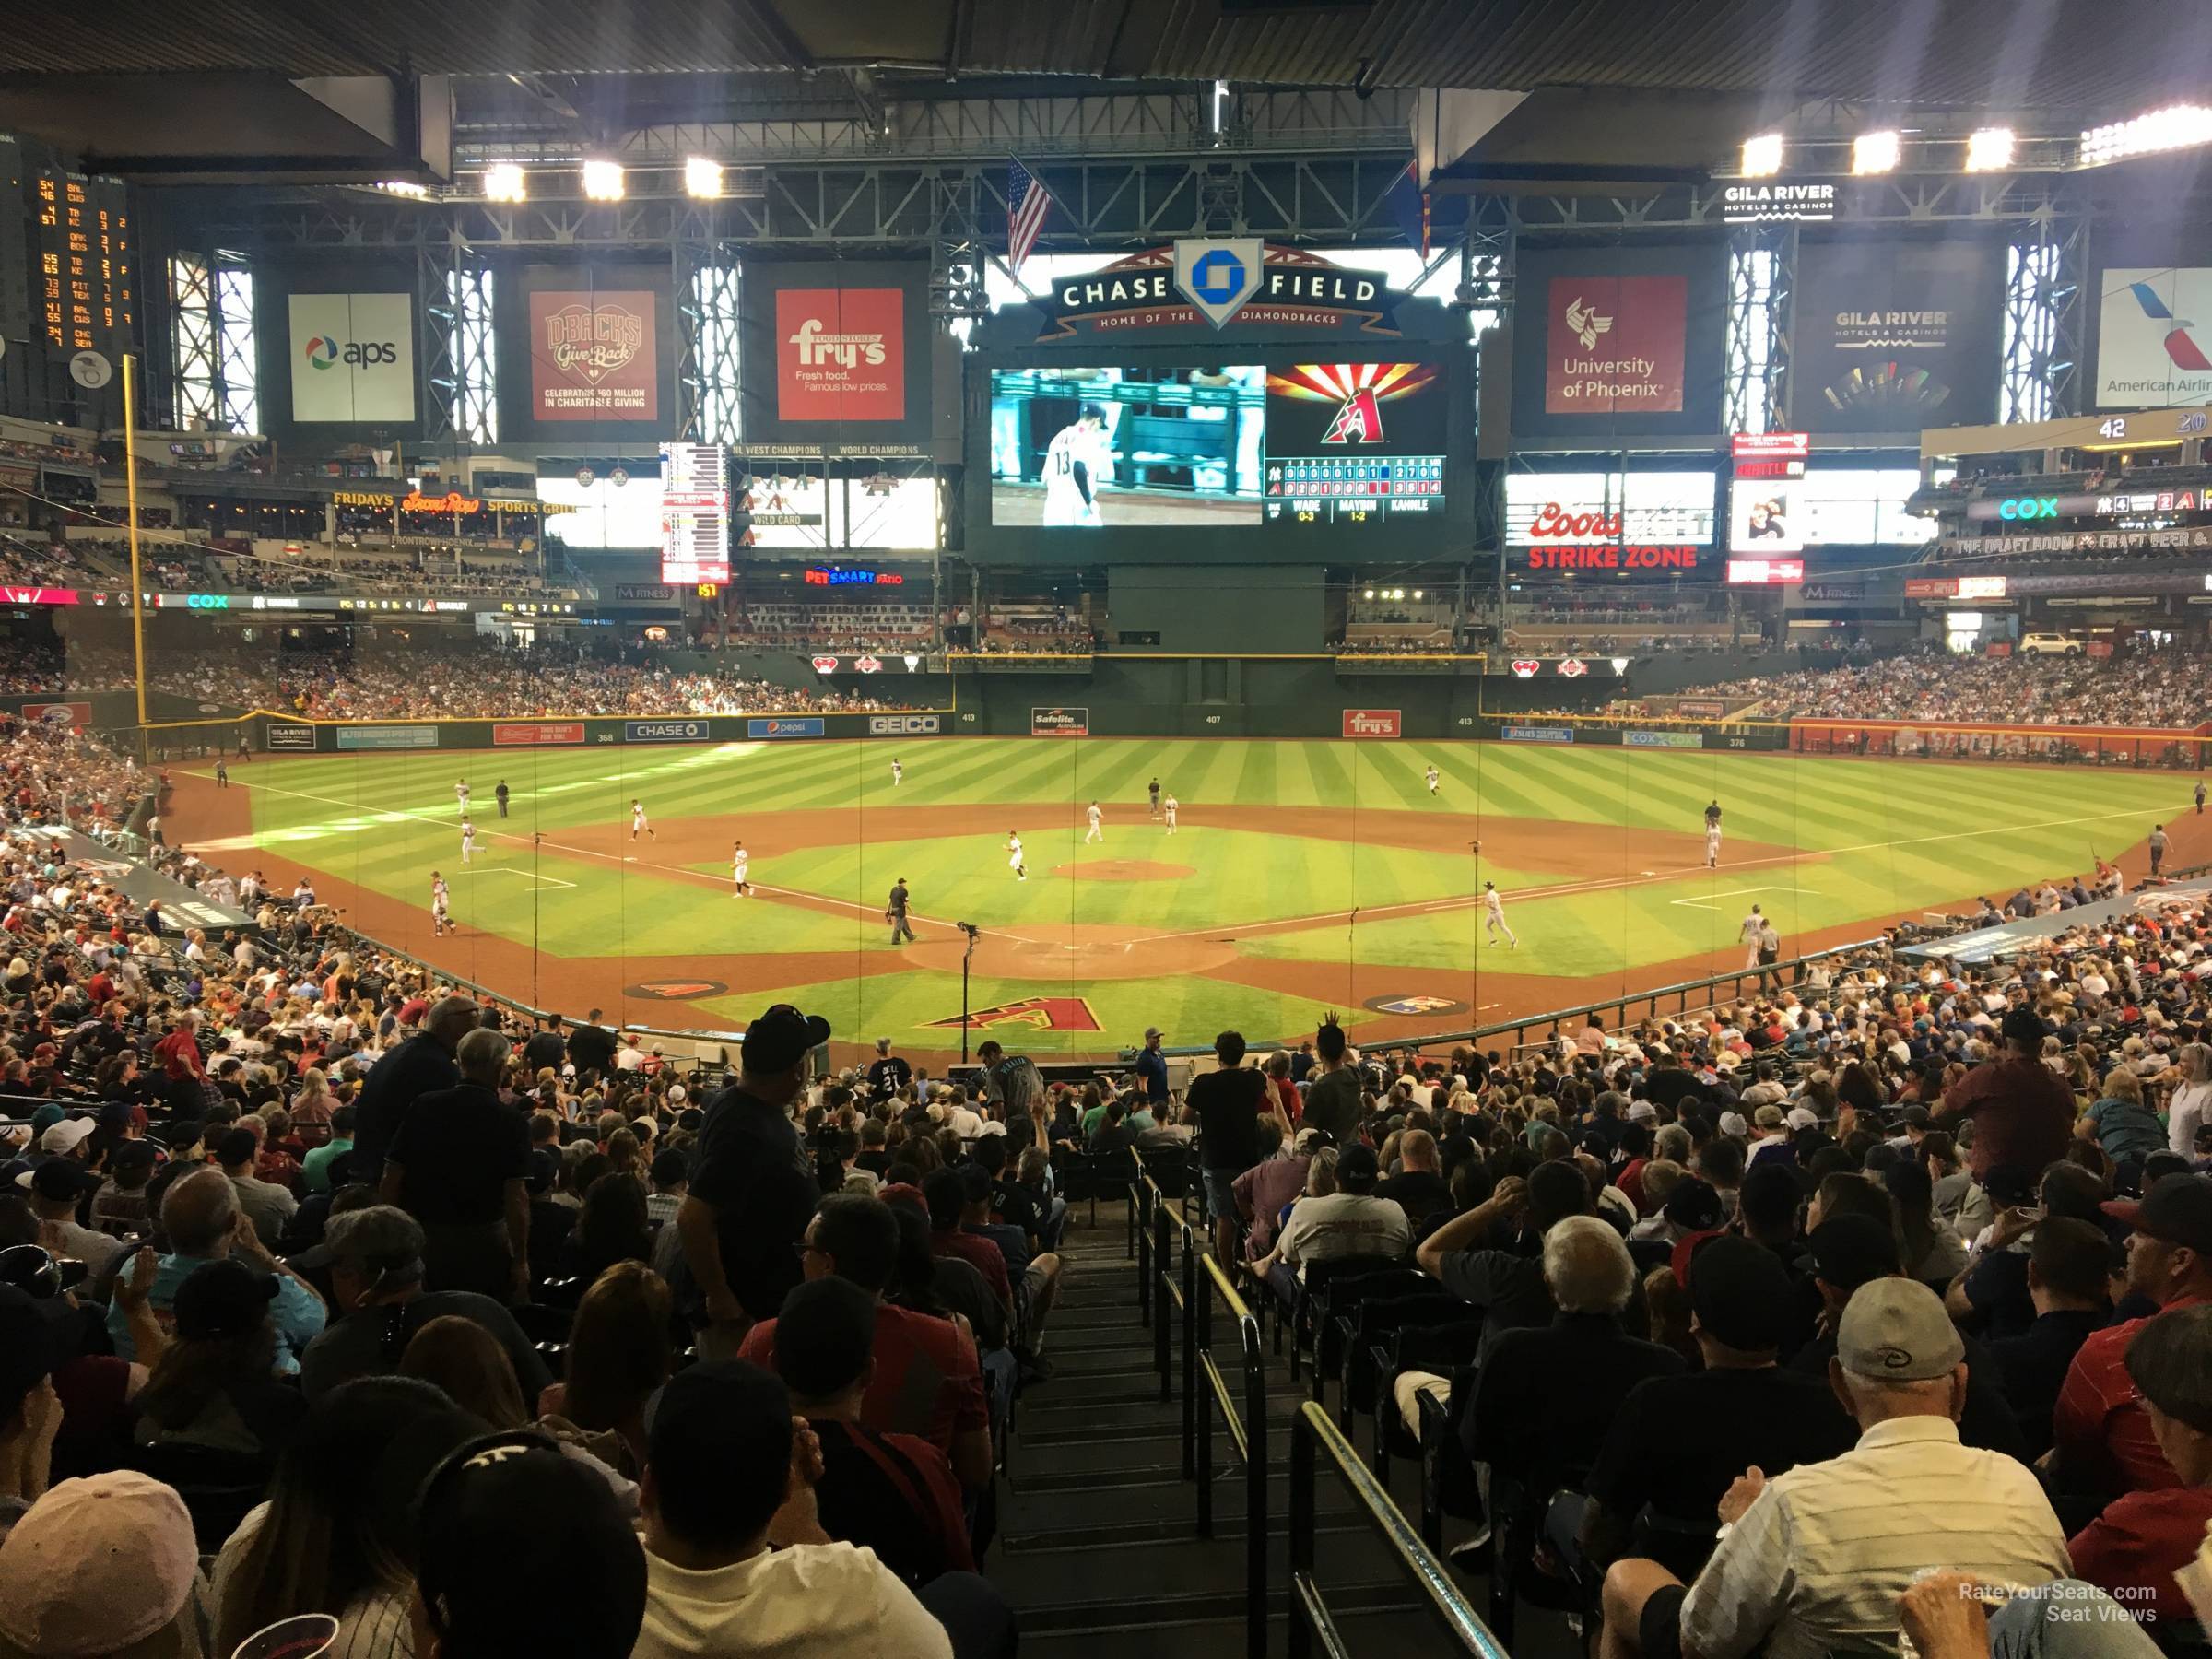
(632, 1360), (954, 1658)
(678, 1005), (829, 1354)
(411, 1430), (647, 1659)
(1572, 1236), (1853, 1575)
(1932, 1005), (2075, 1187)
(2052, 1173), (2212, 1499)
(23, 1160), (122, 1279)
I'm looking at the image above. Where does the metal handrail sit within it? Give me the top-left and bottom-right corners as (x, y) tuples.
(1188, 1244), (1268, 1659)
(1137, 934), (1890, 1063)
(1288, 1402), (1510, 1659)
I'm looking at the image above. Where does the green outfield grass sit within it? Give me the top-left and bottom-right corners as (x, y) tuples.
(187, 738), (2194, 1054)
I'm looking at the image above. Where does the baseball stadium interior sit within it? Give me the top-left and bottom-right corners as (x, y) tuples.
(13, 4), (2212, 1657)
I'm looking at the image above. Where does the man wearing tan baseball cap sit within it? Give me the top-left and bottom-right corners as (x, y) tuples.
(1600, 1278), (2070, 1659)
(0, 1472), (205, 1656)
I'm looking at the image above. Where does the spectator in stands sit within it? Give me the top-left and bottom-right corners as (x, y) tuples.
(1190, 1030), (1285, 1268)
(1574, 1237), (1852, 1576)
(130, 1255), (307, 1476)
(2078, 1065), (2166, 1186)
(297, 1205), (548, 1406)
(1250, 1143), (1408, 1299)
(1468, 1217), (1684, 1575)
(350, 994), (477, 1183)
(770, 1275), (976, 1588)
(409, 1429), (647, 1659)
(2169, 1042), (2212, 1157)
(1984, 1218), (2115, 1458)
(1417, 1162), (1593, 1365)
(1599, 1279), (2070, 1659)
(108, 1167), (324, 1369)
(1301, 1014), (1363, 1147)
(2066, 1303), (2212, 1627)
(302, 1101), (357, 1194)
(739, 1194), (991, 1495)
(540, 1260), (674, 1475)
(2051, 1174), (2212, 1502)
(25, 1161), (122, 1279)
(1374, 1128), (1453, 1226)
(217, 1124), (298, 1247)
(88, 1139), (157, 1236)
(380, 1025), (530, 1302)
(0, 1472), (209, 1657)
(1935, 1006), (2077, 1189)
(631, 1360), (957, 1659)
(210, 1374), (484, 1655)
(677, 1006), (824, 1357)
(1232, 1122), (1314, 1261)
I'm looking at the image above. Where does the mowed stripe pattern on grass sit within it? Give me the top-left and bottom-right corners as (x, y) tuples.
(196, 739), (2192, 1051)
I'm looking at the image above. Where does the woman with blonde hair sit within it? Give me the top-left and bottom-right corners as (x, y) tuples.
(2169, 1042), (2212, 1156)
(2079, 1063), (2165, 1182)
(289, 1066), (336, 1148)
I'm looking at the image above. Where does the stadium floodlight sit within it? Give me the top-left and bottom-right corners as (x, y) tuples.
(1362, 587), (1375, 598)
(1964, 127), (2016, 172)
(377, 180), (429, 199)
(1853, 130), (1901, 174)
(684, 157), (724, 198)
(2079, 103), (2212, 167)
(483, 163), (526, 203)
(1741, 133), (1784, 177)
(582, 159), (625, 201)
(1412, 589), (1424, 600)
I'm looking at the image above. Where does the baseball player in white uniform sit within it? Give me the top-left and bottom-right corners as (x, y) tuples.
(455, 780), (470, 813)
(1163, 794), (1179, 835)
(430, 873), (451, 936)
(1740, 904), (1765, 969)
(891, 759), (903, 788)
(1006, 831), (1027, 880)
(1425, 765), (1440, 796)
(459, 818), (476, 865)
(1705, 822), (1723, 868)
(1084, 801), (1104, 843)
(1041, 404), (1114, 527)
(731, 841), (751, 896)
(1482, 881), (1518, 948)
(631, 799), (654, 841)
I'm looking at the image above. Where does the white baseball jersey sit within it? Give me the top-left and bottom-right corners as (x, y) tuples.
(1007, 836), (1024, 867)
(1087, 805), (1101, 826)
(1740, 912), (1763, 944)
(892, 761), (903, 782)
(733, 851), (749, 878)
(632, 805), (647, 827)
(1485, 888), (1505, 917)
(455, 783), (470, 806)
(1426, 768), (1439, 789)
(1041, 421), (1114, 526)
(460, 824), (475, 849)
(1164, 796), (1179, 818)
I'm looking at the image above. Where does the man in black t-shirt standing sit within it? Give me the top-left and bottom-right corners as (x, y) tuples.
(523, 1016), (566, 1076)
(380, 1025), (531, 1302)
(1190, 1030), (1289, 1267)
(866, 1037), (912, 1103)
(568, 1009), (618, 1077)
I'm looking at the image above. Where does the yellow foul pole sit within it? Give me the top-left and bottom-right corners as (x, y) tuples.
(121, 353), (149, 758)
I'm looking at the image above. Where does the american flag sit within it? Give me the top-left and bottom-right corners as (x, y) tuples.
(1006, 159), (1053, 275)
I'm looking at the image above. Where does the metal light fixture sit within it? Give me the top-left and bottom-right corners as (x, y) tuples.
(483, 163), (526, 203)
(684, 157), (723, 198)
(1853, 130), (1901, 174)
(582, 159), (625, 201)
(1741, 133), (1784, 176)
(2080, 104), (2212, 167)
(1964, 127), (2016, 172)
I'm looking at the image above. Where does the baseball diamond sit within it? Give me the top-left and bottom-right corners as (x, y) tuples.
(169, 735), (2198, 1063)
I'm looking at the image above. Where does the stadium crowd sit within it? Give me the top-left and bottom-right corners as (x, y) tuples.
(1675, 641), (2212, 729)
(6, 707), (2212, 1654)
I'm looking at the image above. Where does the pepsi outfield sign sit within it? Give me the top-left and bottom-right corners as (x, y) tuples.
(1035, 244), (1401, 340)
(747, 716), (825, 739)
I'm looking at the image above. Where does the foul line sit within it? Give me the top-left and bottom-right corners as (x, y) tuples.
(186, 772), (1048, 946)
(1128, 802), (2183, 946)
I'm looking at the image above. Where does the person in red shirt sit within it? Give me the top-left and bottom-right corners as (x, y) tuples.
(2053, 1175), (2212, 1500)
(2068, 1303), (2212, 1629)
(920, 1167), (1013, 1321)
(738, 1194), (992, 1495)
(1933, 1006), (2077, 1182)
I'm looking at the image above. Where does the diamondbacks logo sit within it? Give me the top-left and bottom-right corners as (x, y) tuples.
(1564, 296), (1613, 350)
(926, 996), (1101, 1032)
(627, 978), (729, 1000)
(544, 302), (643, 382)
(1268, 363), (1439, 445)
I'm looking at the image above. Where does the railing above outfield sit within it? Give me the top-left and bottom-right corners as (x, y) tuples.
(1145, 934), (1893, 1065)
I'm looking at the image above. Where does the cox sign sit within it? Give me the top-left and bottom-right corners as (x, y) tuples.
(1997, 497), (2060, 521)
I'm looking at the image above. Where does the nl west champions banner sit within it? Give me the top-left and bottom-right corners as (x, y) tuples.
(288, 293), (416, 423)
(1790, 240), (2003, 432)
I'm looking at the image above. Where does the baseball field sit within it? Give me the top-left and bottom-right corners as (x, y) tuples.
(167, 736), (2202, 1062)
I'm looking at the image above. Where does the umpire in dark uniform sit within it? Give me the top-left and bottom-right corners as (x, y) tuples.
(887, 877), (915, 945)
(495, 780), (511, 818)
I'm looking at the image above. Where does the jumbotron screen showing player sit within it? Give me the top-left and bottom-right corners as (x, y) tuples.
(987, 360), (1448, 530)
(988, 366), (1267, 526)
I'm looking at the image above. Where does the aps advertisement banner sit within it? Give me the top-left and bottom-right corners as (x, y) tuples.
(1789, 240), (2003, 432)
(529, 289), (660, 422)
(2096, 267), (2212, 408)
(288, 293), (416, 424)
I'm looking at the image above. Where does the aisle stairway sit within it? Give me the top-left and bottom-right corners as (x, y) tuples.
(988, 1200), (1585, 1658)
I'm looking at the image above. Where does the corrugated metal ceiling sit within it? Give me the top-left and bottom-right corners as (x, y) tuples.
(0, 0), (2201, 109)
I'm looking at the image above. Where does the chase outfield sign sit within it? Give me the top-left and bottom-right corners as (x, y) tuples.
(1038, 243), (1401, 340)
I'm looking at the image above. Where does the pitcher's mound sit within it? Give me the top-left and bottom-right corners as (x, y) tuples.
(904, 922), (1232, 981)
(1053, 860), (1195, 883)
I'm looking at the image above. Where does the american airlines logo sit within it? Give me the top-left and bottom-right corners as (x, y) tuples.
(786, 316), (888, 368)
